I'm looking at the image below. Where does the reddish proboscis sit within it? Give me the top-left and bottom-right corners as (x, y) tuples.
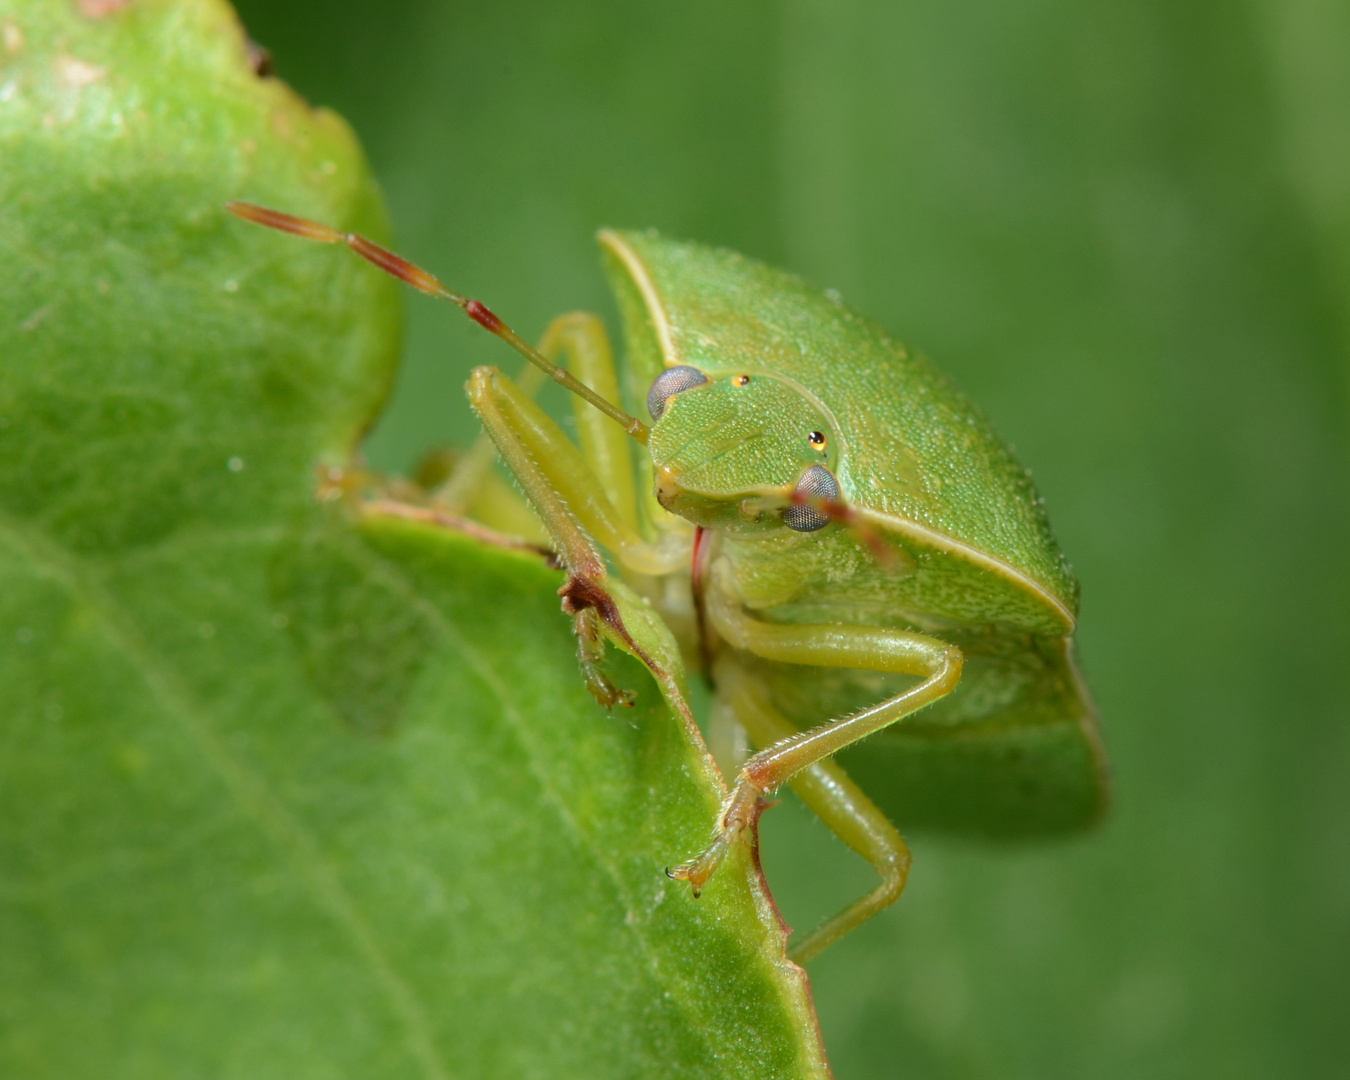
(690, 525), (714, 676)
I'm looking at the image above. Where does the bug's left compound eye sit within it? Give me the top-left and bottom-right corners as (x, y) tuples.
(647, 365), (709, 420)
(782, 464), (840, 532)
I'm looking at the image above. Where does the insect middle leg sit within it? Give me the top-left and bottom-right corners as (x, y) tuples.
(668, 565), (962, 953)
(712, 657), (912, 963)
(466, 361), (689, 708)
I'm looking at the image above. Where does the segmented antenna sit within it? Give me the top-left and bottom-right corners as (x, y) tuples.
(225, 201), (650, 444)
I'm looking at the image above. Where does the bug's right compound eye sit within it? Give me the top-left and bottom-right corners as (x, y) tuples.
(647, 365), (708, 420)
(782, 464), (840, 532)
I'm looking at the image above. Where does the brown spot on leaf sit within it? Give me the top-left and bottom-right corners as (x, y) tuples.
(245, 38), (273, 77)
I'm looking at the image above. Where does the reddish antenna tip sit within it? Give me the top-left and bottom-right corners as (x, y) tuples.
(226, 200), (463, 303)
(346, 234), (459, 301)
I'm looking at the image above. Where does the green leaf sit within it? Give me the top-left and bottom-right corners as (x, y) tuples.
(220, 0), (1350, 1076)
(0, 2), (827, 1076)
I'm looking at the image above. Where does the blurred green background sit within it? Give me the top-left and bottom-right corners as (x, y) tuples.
(230, 0), (1350, 1075)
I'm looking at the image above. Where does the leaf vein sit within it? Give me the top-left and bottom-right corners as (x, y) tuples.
(0, 513), (452, 1080)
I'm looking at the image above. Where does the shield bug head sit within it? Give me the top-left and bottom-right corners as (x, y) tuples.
(645, 369), (840, 532)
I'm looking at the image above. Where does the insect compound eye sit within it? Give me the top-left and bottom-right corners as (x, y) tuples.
(807, 430), (827, 452)
(647, 365), (709, 420)
(782, 464), (840, 533)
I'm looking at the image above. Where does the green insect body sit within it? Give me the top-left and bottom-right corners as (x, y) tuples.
(604, 234), (1105, 842)
(227, 201), (1107, 963)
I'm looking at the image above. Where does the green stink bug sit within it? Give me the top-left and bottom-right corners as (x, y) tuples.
(227, 201), (1107, 963)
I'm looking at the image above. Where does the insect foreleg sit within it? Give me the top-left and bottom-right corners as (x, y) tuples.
(468, 366), (635, 708)
(573, 605), (636, 709)
(466, 367), (607, 580)
(467, 366), (694, 713)
(536, 313), (640, 531)
(439, 313), (633, 527)
(467, 368), (685, 578)
(434, 362), (545, 515)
